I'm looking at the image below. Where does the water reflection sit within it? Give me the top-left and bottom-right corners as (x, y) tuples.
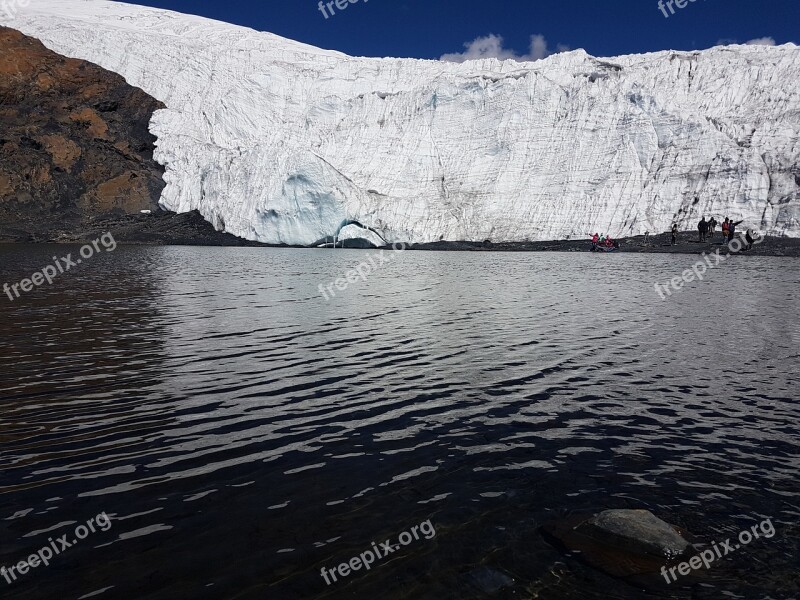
(0, 246), (797, 600)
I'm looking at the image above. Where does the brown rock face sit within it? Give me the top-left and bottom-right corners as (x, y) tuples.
(0, 27), (166, 239)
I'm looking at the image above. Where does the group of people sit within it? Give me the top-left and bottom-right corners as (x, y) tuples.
(591, 216), (760, 251)
(696, 217), (719, 242)
(698, 216), (747, 243)
(590, 233), (619, 251)
(720, 217), (746, 243)
(693, 216), (759, 249)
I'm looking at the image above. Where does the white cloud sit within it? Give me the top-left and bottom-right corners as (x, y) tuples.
(440, 34), (517, 62)
(528, 34), (550, 60)
(744, 37), (777, 46)
(440, 33), (569, 63)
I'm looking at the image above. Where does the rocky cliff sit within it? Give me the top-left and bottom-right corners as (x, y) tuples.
(0, 27), (165, 240)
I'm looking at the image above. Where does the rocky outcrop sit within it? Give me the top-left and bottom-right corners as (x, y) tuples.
(0, 27), (165, 239)
(576, 509), (690, 559)
(52, 210), (275, 246)
(543, 509), (692, 580)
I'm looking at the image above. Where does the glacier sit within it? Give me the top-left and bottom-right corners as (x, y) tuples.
(3, 0), (800, 244)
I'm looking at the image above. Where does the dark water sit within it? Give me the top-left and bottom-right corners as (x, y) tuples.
(1, 245), (798, 600)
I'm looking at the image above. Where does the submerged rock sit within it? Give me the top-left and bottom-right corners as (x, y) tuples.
(576, 509), (690, 559)
(542, 509), (692, 580)
(466, 566), (514, 594)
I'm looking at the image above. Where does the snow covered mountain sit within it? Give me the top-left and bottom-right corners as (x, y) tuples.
(4, 0), (800, 244)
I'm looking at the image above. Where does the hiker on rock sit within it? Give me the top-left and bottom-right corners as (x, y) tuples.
(721, 218), (730, 242)
(671, 224), (678, 245)
(708, 217), (717, 238)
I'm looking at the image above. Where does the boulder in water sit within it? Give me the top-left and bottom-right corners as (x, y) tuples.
(542, 509), (692, 580)
(576, 509), (690, 559)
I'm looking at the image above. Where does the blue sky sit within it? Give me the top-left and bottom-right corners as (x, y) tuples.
(116, 0), (798, 59)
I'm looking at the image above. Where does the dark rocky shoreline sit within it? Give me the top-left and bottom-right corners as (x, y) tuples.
(4, 213), (799, 257)
(403, 232), (800, 257)
(0, 209), (276, 246)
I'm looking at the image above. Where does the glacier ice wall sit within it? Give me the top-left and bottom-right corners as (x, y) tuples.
(4, 0), (800, 244)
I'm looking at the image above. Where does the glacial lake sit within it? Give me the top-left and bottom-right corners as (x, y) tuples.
(1, 245), (798, 600)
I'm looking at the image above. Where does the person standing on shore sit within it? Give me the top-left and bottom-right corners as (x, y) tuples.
(671, 224), (678, 245)
(721, 218), (730, 243)
(709, 217), (717, 238)
(698, 217), (708, 242)
(728, 218), (744, 243)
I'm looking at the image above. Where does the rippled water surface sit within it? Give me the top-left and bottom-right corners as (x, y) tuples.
(1, 245), (798, 600)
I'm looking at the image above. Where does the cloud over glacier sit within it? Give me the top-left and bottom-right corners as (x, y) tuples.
(745, 37), (777, 46)
(440, 33), (570, 63)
